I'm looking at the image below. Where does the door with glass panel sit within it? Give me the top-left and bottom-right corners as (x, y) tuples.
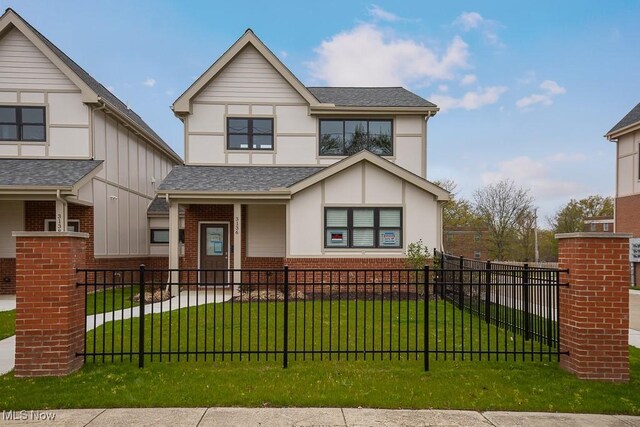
(199, 224), (228, 284)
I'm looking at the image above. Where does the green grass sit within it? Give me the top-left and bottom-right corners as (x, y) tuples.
(85, 286), (137, 315)
(0, 349), (638, 413)
(0, 310), (14, 340)
(0, 300), (638, 413)
(84, 299), (552, 357)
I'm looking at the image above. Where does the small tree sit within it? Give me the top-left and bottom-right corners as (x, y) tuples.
(405, 239), (432, 269)
(473, 180), (534, 260)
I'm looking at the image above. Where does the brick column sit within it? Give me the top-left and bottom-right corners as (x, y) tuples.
(556, 232), (631, 382)
(13, 231), (88, 377)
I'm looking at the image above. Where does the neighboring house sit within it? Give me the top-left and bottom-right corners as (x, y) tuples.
(606, 102), (640, 285)
(583, 216), (614, 233)
(443, 227), (489, 260)
(0, 9), (182, 294)
(154, 29), (449, 279)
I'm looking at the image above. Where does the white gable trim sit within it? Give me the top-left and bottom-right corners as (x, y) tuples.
(0, 10), (99, 103)
(173, 30), (325, 114)
(286, 151), (450, 201)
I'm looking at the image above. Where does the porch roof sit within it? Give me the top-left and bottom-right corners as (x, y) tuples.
(0, 159), (103, 190)
(157, 165), (323, 193)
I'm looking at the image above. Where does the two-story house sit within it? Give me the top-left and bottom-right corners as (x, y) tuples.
(606, 101), (640, 285)
(155, 29), (449, 278)
(0, 9), (182, 294)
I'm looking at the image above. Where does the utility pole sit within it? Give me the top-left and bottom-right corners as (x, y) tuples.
(534, 208), (540, 263)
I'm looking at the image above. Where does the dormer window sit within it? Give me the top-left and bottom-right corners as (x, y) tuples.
(227, 118), (273, 150)
(319, 119), (392, 156)
(0, 106), (46, 142)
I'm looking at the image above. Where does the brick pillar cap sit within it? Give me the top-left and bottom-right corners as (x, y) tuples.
(13, 231), (89, 239)
(555, 232), (633, 239)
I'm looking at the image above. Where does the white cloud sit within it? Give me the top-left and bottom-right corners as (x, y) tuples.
(481, 156), (583, 199)
(438, 84), (449, 92)
(368, 4), (400, 22)
(165, 89), (174, 97)
(279, 50), (289, 58)
(430, 86), (507, 112)
(516, 79), (566, 110)
(516, 70), (537, 85)
(456, 12), (483, 30)
(460, 74), (477, 86)
(539, 80), (566, 95)
(308, 24), (469, 86)
(143, 78), (156, 87)
(454, 11), (503, 46)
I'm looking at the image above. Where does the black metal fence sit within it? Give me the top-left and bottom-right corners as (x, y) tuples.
(77, 262), (567, 370)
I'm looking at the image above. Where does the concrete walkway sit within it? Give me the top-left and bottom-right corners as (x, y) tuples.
(630, 289), (640, 348)
(0, 407), (638, 426)
(0, 295), (15, 312)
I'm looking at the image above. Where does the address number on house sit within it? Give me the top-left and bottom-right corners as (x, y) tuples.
(630, 238), (640, 262)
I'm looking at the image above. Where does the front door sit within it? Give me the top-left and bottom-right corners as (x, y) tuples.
(200, 224), (228, 284)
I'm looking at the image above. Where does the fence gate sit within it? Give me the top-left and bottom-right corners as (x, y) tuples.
(77, 259), (567, 370)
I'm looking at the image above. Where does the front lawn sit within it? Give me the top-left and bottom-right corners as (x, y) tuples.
(0, 310), (14, 340)
(0, 299), (637, 414)
(85, 286), (137, 316)
(0, 349), (638, 413)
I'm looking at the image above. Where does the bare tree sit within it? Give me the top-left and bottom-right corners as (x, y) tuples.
(473, 180), (534, 260)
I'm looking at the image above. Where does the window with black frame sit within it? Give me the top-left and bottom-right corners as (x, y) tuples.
(319, 119), (392, 156)
(324, 207), (402, 248)
(0, 106), (46, 141)
(227, 118), (273, 150)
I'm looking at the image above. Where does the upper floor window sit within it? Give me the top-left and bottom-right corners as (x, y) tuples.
(0, 106), (46, 142)
(319, 119), (392, 156)
(227, 118), (273, 150)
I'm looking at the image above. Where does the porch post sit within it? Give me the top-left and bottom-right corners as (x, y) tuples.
(169, 200), (180, 295)
(233, 202), (242, 291)
(55, 197), (68, 232)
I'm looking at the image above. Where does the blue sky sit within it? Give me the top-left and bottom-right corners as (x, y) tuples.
(5, 0), (640, 223)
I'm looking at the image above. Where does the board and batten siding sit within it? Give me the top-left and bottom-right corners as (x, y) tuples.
(616, 131), (640, 197)
(288, 161), (439, 257)
(0, 28), (91, 158)
(247, 204), (286, 257)
(91, 110), (174, 257)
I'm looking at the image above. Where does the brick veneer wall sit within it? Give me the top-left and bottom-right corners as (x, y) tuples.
(14, 232), (87, 377)
(615, 195), (640, 237)
(556, 232), (630, 382)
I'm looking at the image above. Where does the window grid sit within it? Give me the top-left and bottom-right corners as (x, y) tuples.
(319, 119), (393, 156)
(324, 207), (402, 249)
(0, 106), (46, 142)
(226, 117), (274, 151)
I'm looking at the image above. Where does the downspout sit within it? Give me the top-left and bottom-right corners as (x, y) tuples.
(55, 189), (68, 232)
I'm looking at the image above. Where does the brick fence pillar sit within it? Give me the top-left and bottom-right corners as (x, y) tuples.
(556, 232), (631, 382)
(13, 231), (88, 377)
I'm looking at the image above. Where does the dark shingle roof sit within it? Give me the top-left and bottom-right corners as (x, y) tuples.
(147, 197), (185, 214)
(158, 166), (323, 192)
(307, 87), (436, 108)
(0, 159), (102, 188)
(5, 8), (181, 162)
(608, 102), (640, 135)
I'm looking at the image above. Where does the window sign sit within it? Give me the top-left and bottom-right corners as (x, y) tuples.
(326, 229), (348, 247)
(206, 228), (224, 256)
(379, 230), (400, 247)
(630, 238), (640, 262)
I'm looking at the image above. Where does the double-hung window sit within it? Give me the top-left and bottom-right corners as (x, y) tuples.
(319, 119), (392, 156)
(0, 106), (46, 141)
(325, 207), (402, 248)
(227, 118), (273, 150)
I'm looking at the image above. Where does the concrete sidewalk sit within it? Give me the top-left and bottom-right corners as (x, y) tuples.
(0, 407), (638, 426)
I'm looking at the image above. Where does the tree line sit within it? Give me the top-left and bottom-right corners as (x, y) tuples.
(437, 179), (613, 261)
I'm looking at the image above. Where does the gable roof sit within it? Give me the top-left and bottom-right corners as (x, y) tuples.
(0, 159), (102, 191)
(307, 87), (436, 108)
(606, 102), (640, 139)
(286, 151), (449, 200)
(0, 8), (182, 163)
(173, 29), (323, 113)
